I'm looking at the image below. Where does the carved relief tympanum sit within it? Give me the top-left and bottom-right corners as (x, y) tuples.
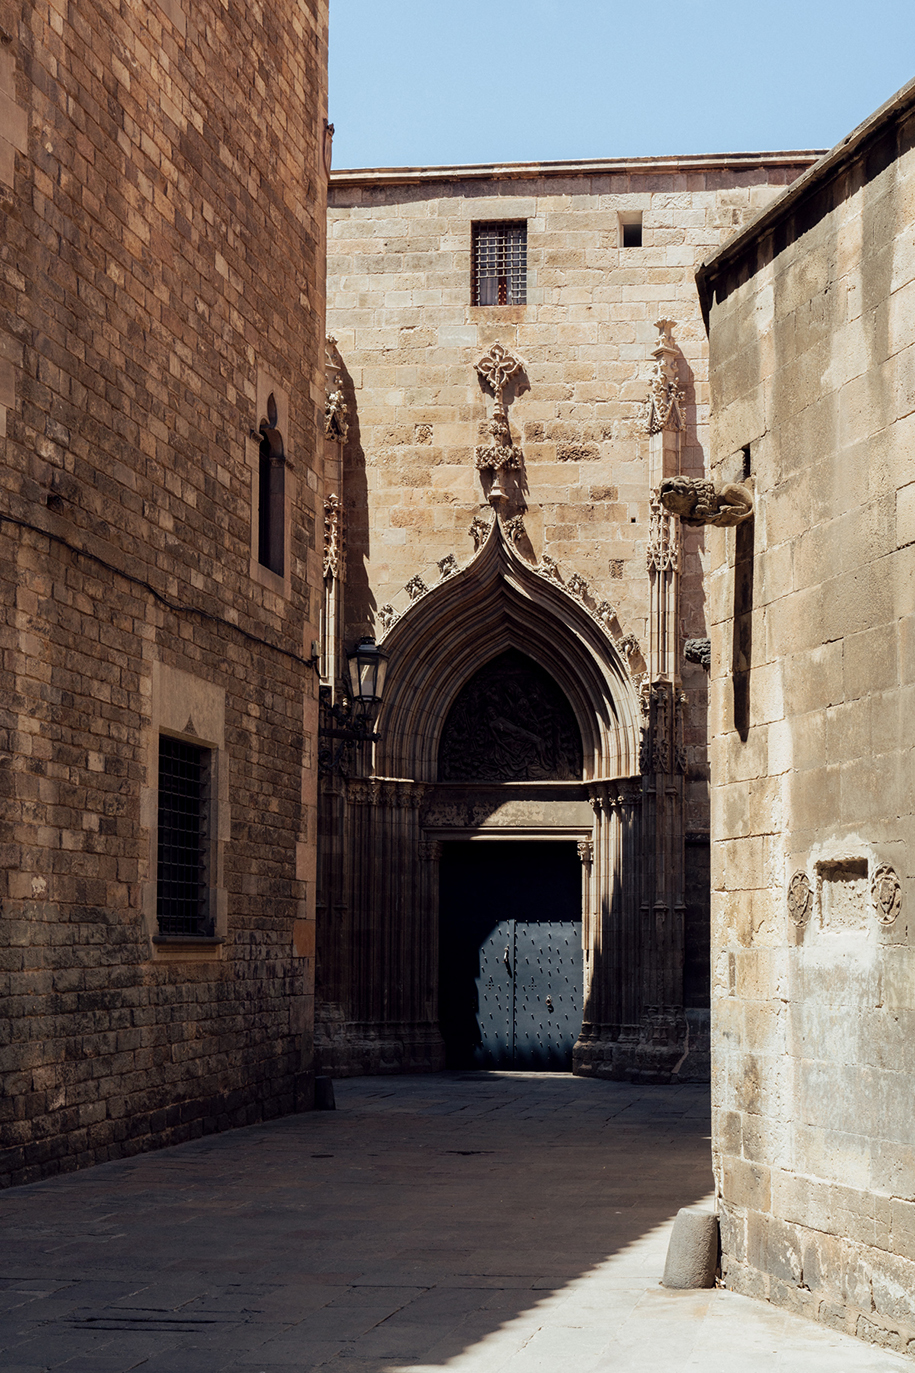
(438, 649), (583, 783)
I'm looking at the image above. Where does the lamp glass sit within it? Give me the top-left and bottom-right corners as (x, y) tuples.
(347, 639), (387, 707)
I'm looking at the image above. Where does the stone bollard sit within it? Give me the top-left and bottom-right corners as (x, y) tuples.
(661, 1207), (719, 1288)
(314, 1076), (336, 1111)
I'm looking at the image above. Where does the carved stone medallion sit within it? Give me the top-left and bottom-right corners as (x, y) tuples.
(872, 864), (901, 925)
(787, 870), (812, 926)
(438, 648), (583, 783)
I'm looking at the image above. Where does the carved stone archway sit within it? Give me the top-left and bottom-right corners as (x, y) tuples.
(316, 518), (686, 1083)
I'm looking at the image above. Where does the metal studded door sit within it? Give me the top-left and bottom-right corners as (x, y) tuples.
(439, 841), (583, 1070)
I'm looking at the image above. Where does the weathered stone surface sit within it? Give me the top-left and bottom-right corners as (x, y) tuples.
(662, 1206), (719, 1288)
(0, 0), (328, 1185)
(321, 155), (817, 1081)
(702, 75), (915, 1354)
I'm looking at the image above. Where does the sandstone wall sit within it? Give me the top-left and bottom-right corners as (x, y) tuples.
(325, 158), (815, 1029)
(0, 0), (328, 1185)
(704, 86), (915, 1353)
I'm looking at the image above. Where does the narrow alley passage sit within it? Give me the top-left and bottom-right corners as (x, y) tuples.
(0, 1074), (903, 1372)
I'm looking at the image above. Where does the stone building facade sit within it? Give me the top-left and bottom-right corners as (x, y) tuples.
(319, 152), (819, 1082)
(0, 0), (329, 1186)
(700, 79), (915, 1352)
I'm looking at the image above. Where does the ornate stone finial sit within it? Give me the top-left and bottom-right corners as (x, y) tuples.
(658, 475), (753, 528)
(469, 515), (493, 550)
(476, 342), (524, 417)
(474, 344), (526, 503)
(323, 493), (344, 579)
(643, 318), (684, 435)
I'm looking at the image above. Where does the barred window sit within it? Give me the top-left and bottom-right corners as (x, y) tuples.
(157, 735), (211, 936)
(472, 221), (527, 306)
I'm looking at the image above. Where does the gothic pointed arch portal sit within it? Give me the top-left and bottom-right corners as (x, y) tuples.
(315, 518), (688, 1083)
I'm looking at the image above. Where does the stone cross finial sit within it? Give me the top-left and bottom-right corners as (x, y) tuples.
(473, 345), (526, 502)
(475, 342), (524, 422)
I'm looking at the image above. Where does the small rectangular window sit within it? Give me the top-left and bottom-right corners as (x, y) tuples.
(472, 221), (527, 306)
(157, 735), (212, 936)
(619, 213), (643, 248)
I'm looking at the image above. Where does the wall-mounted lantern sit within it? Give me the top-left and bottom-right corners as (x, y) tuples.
(319, 637), (388, 776)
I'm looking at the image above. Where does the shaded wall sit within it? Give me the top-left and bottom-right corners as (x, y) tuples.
(0, 0), (328, 1184)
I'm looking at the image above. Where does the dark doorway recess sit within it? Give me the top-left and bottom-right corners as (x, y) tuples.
(439, 841), (583, 1071)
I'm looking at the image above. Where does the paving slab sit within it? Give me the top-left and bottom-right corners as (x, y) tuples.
(0, 1072), (908, 1371)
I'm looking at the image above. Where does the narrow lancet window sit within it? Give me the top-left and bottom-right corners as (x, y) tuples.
(258, 392), (285, 575)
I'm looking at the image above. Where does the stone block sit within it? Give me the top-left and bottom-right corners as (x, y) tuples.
(721, 1157), (771, 1212)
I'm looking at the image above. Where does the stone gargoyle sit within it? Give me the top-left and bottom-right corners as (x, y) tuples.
(658, 475), (753, 528)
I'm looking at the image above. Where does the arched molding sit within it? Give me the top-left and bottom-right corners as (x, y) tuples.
(373, 518), (642, 781)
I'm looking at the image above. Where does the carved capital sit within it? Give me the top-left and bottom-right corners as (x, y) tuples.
(418, 839), (443, 863)
(614, 779), (643, 808)
(577, 839), (593, 865)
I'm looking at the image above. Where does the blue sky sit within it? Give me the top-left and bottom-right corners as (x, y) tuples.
(328, 1), (915, 169)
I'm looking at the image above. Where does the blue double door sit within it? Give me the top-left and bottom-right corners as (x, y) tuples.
(439, 841), (583, 1071)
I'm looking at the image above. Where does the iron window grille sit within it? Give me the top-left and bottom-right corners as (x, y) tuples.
(472, 221), (527, 306)
(157, 735), (212, 936)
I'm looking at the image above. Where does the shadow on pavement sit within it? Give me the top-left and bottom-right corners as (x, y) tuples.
(0, 1071), (713, 1372)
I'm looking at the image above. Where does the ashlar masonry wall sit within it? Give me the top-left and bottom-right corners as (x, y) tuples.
(328, 156), (815, 851)
(0, 0), (328, 1185)
(702, 81), (915, 1353)
(321, 155), (817, 1075)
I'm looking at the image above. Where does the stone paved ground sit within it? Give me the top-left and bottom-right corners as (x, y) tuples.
(0, 1073), (907, 1372)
